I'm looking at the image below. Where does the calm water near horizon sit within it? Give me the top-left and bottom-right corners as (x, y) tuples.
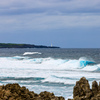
(0, 48), (100, 99)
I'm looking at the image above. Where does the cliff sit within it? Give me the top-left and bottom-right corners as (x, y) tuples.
(0, 43), (60, 48)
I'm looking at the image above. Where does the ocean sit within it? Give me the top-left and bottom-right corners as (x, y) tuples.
(0, 48), (100, 100)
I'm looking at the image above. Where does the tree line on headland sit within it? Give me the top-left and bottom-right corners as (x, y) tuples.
(0, 43), (60, 48)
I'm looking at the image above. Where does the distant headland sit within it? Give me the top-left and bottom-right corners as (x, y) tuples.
(0, 43), (60, 48)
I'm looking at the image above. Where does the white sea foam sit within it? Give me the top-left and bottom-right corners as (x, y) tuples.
(0, 56), (100, 100)
(23, 52), (42, 55)
(0, 57), (100, 78)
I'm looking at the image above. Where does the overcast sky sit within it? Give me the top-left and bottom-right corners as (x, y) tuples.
(0, 0), (100, 48)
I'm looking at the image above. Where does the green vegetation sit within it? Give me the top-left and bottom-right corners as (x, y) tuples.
(0, 43), (60, 48)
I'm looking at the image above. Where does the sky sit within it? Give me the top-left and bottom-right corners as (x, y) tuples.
(0, 0), (100, 48)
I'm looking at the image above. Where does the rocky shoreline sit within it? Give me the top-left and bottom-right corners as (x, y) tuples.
(0, 77), (100, 100)
(68, 77), (100, 100)
(0, 83), (64, 100)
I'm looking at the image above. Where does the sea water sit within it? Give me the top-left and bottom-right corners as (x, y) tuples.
(0, 48), (100, 100)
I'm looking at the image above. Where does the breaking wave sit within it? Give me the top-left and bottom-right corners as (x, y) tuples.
(23, 52), (42, 55)
(0, 56), (100, 100)
(0, 56), (99, 71)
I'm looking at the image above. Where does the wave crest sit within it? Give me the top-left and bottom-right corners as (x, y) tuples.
(23, 52), (42, 55)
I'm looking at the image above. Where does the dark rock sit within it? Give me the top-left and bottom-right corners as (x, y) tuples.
(0, 83), (65, 100)
(98, 82), (100, 91)
(69, 77), (100, 100)
(73, 77), (91, 98)
(92, 81), (99, 95)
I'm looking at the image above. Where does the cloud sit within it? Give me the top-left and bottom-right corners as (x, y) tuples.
(0, 13), (100, 33)
(0, 0), (100, 32)
(0, 0), (100, 15)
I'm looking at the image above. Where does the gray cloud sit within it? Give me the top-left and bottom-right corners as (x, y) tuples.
(0, 0), (100, 15)
(0, 0), (100, 32)
(0, 13), (100, 32)
(0, 8), (46, 15)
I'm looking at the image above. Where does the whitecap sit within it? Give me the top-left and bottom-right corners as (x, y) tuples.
(23, 52), (42, 55)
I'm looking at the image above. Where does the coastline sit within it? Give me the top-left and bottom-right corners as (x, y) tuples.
(0, 77), (100, 100)
(0, 83), (64, 100)
(0, 43), (60, 48)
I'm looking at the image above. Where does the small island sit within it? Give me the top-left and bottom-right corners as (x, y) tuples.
(0, 43), (60, 48)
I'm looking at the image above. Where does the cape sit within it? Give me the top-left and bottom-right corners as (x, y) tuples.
(0, 43), (60, 48)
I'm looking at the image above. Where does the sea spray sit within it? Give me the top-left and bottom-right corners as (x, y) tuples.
(0, 48), (100, 99)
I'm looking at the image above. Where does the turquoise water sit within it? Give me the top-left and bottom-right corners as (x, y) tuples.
(0, 48), (100, 99)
